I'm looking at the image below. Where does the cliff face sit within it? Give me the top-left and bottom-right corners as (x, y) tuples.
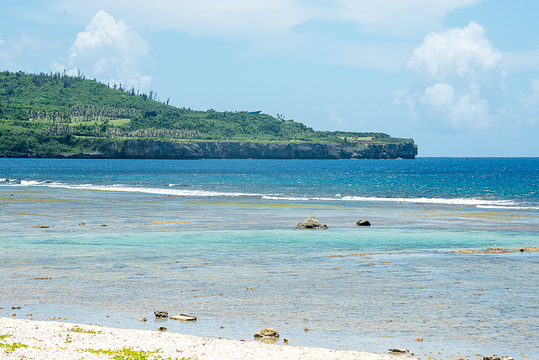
(96, 140), (417, 159)
(1, 140), (417, 159)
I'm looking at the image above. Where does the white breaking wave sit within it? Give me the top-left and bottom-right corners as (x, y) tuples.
(262, 195), (525, 208)
(6, 180), (261, 197)
(476, 205), (539, 210)
(4, 179), (536, 208)
(60, 184), (261, 197)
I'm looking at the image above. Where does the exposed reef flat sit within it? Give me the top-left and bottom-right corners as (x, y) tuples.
(452, 246), (539, 254)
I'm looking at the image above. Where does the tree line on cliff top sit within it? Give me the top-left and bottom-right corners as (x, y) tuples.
(0, 70), (413, 155)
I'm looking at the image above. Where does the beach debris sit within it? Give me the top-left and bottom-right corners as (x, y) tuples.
(415, 337), (423, 342)
(11, 306), (22, 310)
(157, 326), (167, 331)
(356, 220), (371, 226)
(254, 328), (280, 339)
(388, 348), (409, 354)
(78, 222), (85, 225)
(33, 224), (50, 228)
(246, 287), (255, 290)
(296, 217), (328, 229)
(101, 224), (107, 227)
(154, 311), (168, 319)
(170, 314), (196, 322)
(137, 317), (147, 322)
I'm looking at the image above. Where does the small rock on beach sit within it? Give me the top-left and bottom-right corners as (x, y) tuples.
(356, 220), (371, 226)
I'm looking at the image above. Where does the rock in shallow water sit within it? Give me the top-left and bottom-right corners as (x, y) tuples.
(296, 217), (328, 229)
(170, 314), (196, 321)
(154, 311), (168, 318)
(254, 328), (280, 338)
(388, 348), (409, 354)
(356, 220), (371, 226)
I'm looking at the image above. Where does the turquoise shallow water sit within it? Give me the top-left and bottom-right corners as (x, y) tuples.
(1, 158), (538, 359)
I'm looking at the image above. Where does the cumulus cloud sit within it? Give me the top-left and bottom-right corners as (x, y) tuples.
(68, 10), (151, 91)
(407, 21), (502, 82)
(398, 22), (504, 132)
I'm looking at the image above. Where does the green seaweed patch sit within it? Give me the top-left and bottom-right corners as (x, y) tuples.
(0, 334), (14, 340)
(67, 327), (103, 334)
(0, 341), (29, 351)
(82, 346), (188, 359)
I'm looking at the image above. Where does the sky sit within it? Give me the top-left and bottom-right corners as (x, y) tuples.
(1, 0), (538, 156)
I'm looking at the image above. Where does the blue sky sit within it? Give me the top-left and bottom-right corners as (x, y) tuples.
(1, 0), (538, 156)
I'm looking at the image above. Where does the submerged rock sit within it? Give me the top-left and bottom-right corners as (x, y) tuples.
(356, 220), (371, 226)
(33, 224), (49, 229)
(296, 217), (328, 229)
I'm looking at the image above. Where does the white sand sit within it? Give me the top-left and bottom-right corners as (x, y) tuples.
(0, 318), (413, 360)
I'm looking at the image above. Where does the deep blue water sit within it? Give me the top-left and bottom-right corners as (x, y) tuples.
(1, 158), (538, 359)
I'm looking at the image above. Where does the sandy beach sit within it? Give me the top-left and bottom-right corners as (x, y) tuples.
(0, 318), (412, 360)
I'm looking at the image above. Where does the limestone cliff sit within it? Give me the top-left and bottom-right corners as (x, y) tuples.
(99, 140), (417, 159)
(2, 140), (417, 159)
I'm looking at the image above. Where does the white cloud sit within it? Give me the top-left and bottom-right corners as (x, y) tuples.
(55, 0), (481, 39)
(503, 50), (539, 71)
(333, 0), (480, 38)
(407, 21), (502, 82)
(50, 0), (482, 71)
(68, 10), (151, 91)
(0, 36), (5, 46)
(519, 79), (539, 124)
(326, 105), (346, 126)
(399, 22), (504, 132)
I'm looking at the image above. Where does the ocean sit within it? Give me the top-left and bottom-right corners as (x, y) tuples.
(1, 158), (538, 359)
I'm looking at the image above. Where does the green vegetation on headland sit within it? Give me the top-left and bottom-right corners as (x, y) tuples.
(0, 71), (417, 159)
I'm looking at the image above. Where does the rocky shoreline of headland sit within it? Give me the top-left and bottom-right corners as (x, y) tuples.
(1, 140), (418, 159)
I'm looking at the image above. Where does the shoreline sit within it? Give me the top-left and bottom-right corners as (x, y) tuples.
(0, 317), (409, 360)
